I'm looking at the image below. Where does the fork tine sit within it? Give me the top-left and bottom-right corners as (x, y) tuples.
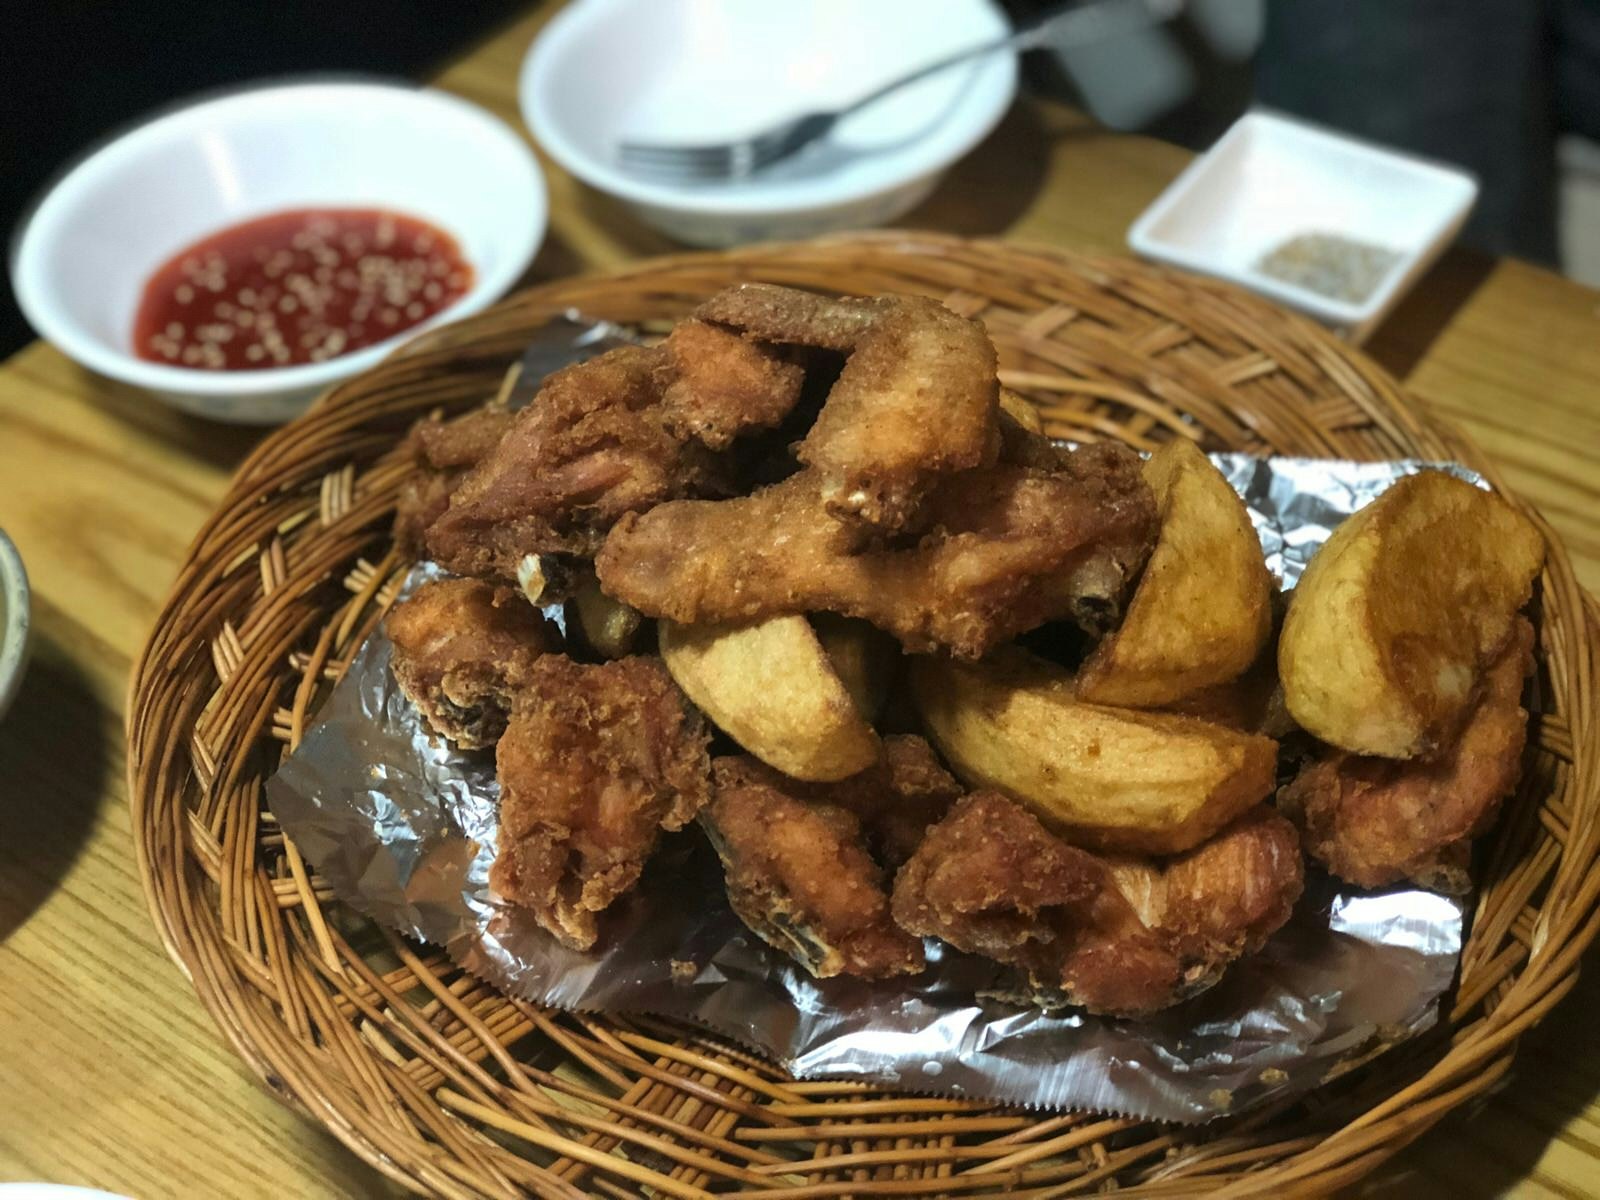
(618, 142), (739, 162)
(621, 162), (734, 179)
(618, 144), (735, 162)
(616, 141), (756, 182)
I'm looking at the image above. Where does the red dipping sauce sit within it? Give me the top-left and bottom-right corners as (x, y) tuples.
(132, 208), (473, 370)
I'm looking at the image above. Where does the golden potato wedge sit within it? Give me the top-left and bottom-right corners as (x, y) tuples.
(911, 649), (1276, 855)
(998, 387), (1044, 434)
(809, 612), (897, 722)
(659, 615), (881, 781)
(1075, 438), (1272, 707)
(565, 575), (644, 660)
(1279, 470), (1544, 758)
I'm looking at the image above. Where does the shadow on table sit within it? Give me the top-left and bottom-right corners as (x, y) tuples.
(1364, 248), (1498, 382)
(0, 631), (109, 942)
(901, 101), (1053, 237)
(55, 360), (279, 471)
(1351, 938), (1600, 1197)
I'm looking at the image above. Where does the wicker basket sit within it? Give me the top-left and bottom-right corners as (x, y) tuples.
(128, 232), (1600, 1198)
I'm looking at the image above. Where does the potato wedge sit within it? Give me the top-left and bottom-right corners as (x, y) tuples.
(998, 387), (1044, 434)
(810, 613), (897, 722)
(911, 649), (1276, 855)
(659, 615), (881, 781)
(1076, 438), (1272, 707)
(565, 575), (644, 660)
(1279, 470), (1544, 758)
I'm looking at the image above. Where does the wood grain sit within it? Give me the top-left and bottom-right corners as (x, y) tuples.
(1, 3), (1596, 1196)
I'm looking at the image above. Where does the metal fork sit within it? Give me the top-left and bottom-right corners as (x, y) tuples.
(616, 0), (1182, 183)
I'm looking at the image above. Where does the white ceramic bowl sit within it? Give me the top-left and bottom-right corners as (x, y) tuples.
(1128, 110), (1478, 343)
(521, 0), (1017, 246)
(0, 528), (30, 723)
(11, 81), (547, 424)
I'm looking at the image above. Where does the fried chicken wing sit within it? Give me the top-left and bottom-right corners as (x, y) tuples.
(386, 578), (558, 749)
(656, 318), (805, 451)
(596, 442), (1156, 659)
(710, 735), (961, 870)
(393, 404), (515, 553)
(425, 347), (717, 578)
(704, 757), (926, 979)
(832, 735), (966, 868)
(696, 284), (999, 530)
(426, 327), (804, 583)
(491, 655), (712, 950)
(892, 795), (1303, 1015)
(891, 792), (1104, 967)
(1280, 616), (1534, 892)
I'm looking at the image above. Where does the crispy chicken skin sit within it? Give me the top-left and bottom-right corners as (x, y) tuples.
(1280, 616), (1534, 892)
(704, 757), (926, 979)
(426, 346), (723, 577)
(385, 578), (558, 749)
(393, 404), (515, 553)
(828, 735), (966, 868)
(425, 326), (804, 583)
(893, 795), (1303, 1015)
(710, 736), (962, 871)
(696, 284), (999, 530)
(491, 655), (712, 950)
(892, 792), (1103, 967)
(656, 317), (805, 451)
(596, 442), (1156, 659)
(1104, 806), (1304, 967)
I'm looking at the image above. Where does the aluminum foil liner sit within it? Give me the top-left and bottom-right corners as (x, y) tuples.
(266, 317), (1479, 1123)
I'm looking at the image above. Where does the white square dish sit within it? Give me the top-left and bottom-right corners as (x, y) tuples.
(1128, 111), (1479, 342)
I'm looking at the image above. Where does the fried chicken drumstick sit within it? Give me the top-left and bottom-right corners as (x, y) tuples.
(1280, 616), (1535, 892)
(492, 655), (712, 950)
(892, 794), (1303, 1015)
(386, 578), (559, 749)
(597, 442), (1157, 659)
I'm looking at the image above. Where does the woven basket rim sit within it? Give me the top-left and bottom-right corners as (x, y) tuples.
(126, 232), (1600, 1198)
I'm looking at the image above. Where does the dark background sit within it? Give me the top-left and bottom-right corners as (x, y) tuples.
(6, 0), (1598, 362)
(0, 0), (528, 360)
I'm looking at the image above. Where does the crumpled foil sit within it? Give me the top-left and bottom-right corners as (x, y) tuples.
(266, 316), (1480, 1124)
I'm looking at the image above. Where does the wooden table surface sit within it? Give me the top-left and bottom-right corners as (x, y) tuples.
(2, 6), (1598, 1198)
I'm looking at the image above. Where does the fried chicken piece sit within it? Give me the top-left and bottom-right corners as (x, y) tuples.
(711, 736), (962, 870)
(596, 442), (1157, 658)
(426, 346), (714, 577)
(892, 792), (1104, 968)
(656, 318), (805, 451)
(385, 578), (558, 749)
(1105, 806), (1304, 968)
(893, 795), (1303, 1015)
(696, 284), (999, 530)
(491, 655), (712, 950)
(704, 757), (926, 979)
(427, 329), (804, 583)
(831, 735), (966, 868)
(697, 284), (888, 351)
(393, 404), (515, 553)
(1279, 616), (1534, 892)
(988, 414), (1157, 635)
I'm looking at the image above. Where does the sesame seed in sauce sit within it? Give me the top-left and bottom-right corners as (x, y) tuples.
(132, 208), (472, 371)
